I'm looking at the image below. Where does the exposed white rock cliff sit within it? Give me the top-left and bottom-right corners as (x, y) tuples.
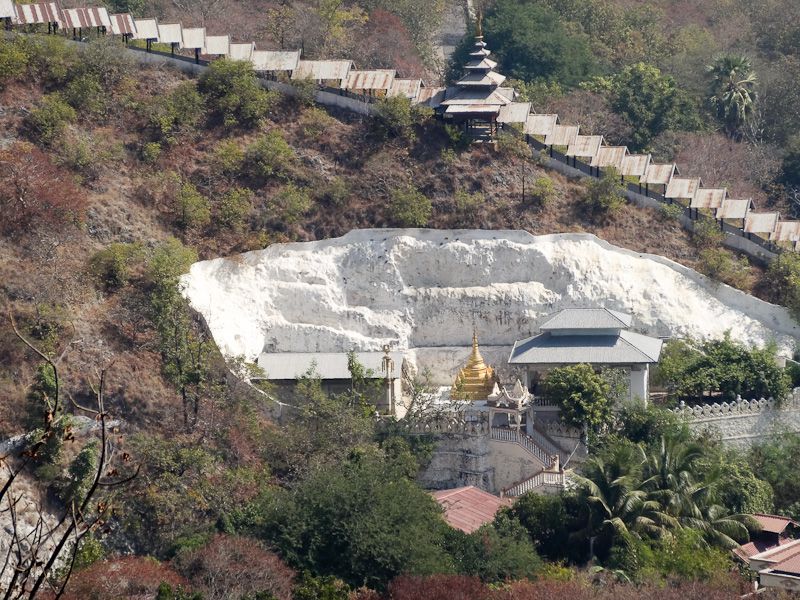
(181, 230), (799, 384)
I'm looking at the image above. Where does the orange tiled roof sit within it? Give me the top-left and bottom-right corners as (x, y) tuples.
(432, 486), (512, 534)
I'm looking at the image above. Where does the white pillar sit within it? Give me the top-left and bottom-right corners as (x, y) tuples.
(629, 365), (649, 406)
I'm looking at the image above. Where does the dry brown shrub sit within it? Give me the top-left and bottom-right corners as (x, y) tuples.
(62, 556), (188, 600)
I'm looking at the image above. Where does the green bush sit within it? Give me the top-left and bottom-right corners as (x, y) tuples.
(543, 363), (612, 431)
(89, 242), (145, 291)
(26, 94), (77, 146)
(0, 38), (28, 89)
(218, 187), (253, 230)
(581, 168), (625, 219)
(697, 247), (751, 289)
(388, 185), (432, 227)
(497, 125), (532, 159)
(56, 131), (124, 180)
(300, 106), (335, 138)
(79, 36), (134, 89)
(148, 81), (204, 145)
(174, 182), (211, 230)
(372, 95), (432, 140)
(454, 189), (483, 223)
(62, 73), (106, 116)
(529, 176), (556, 207)
(245, 131), (295, 181)
(692, 218), (725, 248)
(198, 59), (276, 128)
(658, 202), (684, 221)
(211, 140), (245, 179)
(19, 35), (78, 85)
(762, 251), (800, 320)
(318, 176), (350, 207)
(142, 141), (162, 164)
(270, 184), (311, 225)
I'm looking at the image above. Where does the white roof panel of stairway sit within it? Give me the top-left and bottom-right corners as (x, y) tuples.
(157, 23), (183, 45)
(665, 177), (701, 200)
(525, 114), (558, 137)
(716, 198), (753, 220)
(771, 221), (800, 242)
(690, 188), (726, 210)
(388, 79), (423, 99)
(13, 2), (61, 25)
(181, 27), (206, 50)
(497, 102), (531, 124)
(132, 18), (159, 40)
(252, 50), (301, 72)
(745, 212), (779, 234)
(621, 154), (651, 178)
(229, 42), (255, 61)
(345, 69), (396, 91)
(292, 60), (354, 84)
(641, 163), (676, 185)
(592, 146), (628, 170)
(567, 135), (603, 159)
(204, 35), (230, 55)
(62, 7), (111, 29)
(0, 0), (13, 19)
(545, 125), (579, 147)
(109, 13), (136, 35)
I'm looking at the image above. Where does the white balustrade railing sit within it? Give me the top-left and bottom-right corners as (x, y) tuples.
(503, 469), (567, 497)
(490, 427), (556, 469)
(670, 392), (800, 421)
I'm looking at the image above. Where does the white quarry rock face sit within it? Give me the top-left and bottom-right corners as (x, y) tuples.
(181, 229), (800, 385)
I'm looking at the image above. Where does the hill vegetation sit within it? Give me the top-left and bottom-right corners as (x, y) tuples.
(2, 0), (800, 596)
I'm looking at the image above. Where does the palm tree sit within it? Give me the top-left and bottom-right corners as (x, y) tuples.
(707, 55), (757, 138)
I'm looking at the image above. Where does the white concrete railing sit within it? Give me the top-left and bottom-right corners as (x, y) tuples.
(670, 392), (800, 420)
(502, 469), (566, 497)
(396, 417), (489, 436)
(528, 426), (566, 462)
(490, 427), (556, 469)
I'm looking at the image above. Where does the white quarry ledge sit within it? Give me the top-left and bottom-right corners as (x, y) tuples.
(181, 229), (799, 384)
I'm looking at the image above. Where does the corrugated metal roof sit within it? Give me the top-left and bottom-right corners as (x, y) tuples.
(0, 0), (13, 19)
(753, 538), (800, 563)
(665, 177), (701, 200)
(228, 42), (255, 61)
(445, 104), (501, 114)
(441, 89), (513, 107)
(754, 514), (799, 535)
(388, 78), (422, 100)
(132, 18), (158, 40)
(541, 308), (633, 331)
(691, 188), (726, 210)
(252, 49), (300, 72)
(345, 69), (396, 91)
(457, 70), (506, 87)
(545, 124), (579, 147)
(416, 87), (446, 107)
(717, 198), (752, 220)
(256, 351), (403, 380)
(771, 221), (800, 242)
(109, 13), (135, 35)
(157, 22), (182, 45)
(641, 163), (676, 185)
(13, 2), (61, 25)
(181, 27), (206, 50)
(567, 135), (603, 158)
(621, 153), (650, 178)
(204, 34), (229, 56)
(62, 7), (111, 29)
(525, 114), (558, 137)
(592, 146), (628, 170)
(509, 330), (663, 365)
(497, 102), (531, 124)
(745, 212), (779, 234)
(464, 57), (498, 70)
(292, 60), (353, 83)
(432, 486), (513, 534)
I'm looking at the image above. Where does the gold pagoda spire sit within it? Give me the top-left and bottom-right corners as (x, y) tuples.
(452, 330), (495, 401)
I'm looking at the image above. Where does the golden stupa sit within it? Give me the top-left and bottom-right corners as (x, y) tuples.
(452, 331), (496, 401)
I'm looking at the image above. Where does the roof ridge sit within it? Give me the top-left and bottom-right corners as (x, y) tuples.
(617, 331), (660, 363)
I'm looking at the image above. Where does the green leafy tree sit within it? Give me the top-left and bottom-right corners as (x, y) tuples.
(762, 251), (800, 320)
(61, 441), (99, 507)
(254, 452), (454, 590)
(372, 95), (431, 141)
(198, 59), (277, 128)
(707, 55), (757, 138)
(749, 434), (800, 519)
(581, 168), (625, 220)
(543, 364), (612, 431)
(245, 132), (295, 181)
(506, 493), (585, 562)
(388, 185), (432, 227)
(148, 81), (204, 145)
(26, 94), (76, 146)
(0, 38), (29, 88)
(89, 242), (145, 291)
(218, 187), (253, 230)
(608, 63), (699, 150)
(174, 182), (211, 230)
(482, 0), (597, 86)
(270, 184), (312, 226)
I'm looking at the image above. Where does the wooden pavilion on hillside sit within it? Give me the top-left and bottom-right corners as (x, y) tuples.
(439, 19), (517, 139)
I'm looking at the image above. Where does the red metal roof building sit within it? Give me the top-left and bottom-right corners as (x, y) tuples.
(432, 486), (512, 534)
(739, 514), (800, 591)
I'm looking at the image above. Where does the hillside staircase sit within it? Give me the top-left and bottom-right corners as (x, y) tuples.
(489, 427), (569, 496)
